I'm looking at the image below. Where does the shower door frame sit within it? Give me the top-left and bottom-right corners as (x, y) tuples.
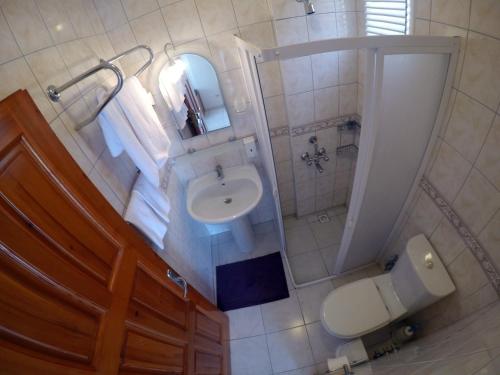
(236, 35), (460, 288)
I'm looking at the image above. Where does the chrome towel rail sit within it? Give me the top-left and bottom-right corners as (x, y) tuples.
(46, 44), (154, 130)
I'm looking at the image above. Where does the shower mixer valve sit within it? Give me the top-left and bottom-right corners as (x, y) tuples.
(301, 136), (329, 173)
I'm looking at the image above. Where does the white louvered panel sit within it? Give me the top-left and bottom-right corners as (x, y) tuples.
(365, 0), (409, 36)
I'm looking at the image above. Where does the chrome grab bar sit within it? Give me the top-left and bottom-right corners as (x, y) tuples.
(167, 269), (188, 299)
(46, 44), (154, 130)
(47, 60), (123, 130)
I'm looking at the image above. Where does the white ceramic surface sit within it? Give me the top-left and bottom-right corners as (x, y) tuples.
(187, 164), (263, 224)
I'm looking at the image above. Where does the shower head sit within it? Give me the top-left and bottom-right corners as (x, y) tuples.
(296, 0), (315, 14)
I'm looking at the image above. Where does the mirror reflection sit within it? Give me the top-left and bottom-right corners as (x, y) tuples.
(159, 53), (230, 139)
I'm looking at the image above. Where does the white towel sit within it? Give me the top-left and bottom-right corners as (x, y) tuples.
(134, 173), (171, 222)
(116, 77), (170, 168)
(96, 87), (161, 187)
(96, 88), (125, 157)
(125, 190), (167, 249)
(124, 174), (171, 249)
(159, 61), (187, 113)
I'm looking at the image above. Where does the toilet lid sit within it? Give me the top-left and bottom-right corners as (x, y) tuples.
(321, 278), (391, 338)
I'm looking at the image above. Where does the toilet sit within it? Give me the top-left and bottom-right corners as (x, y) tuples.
(321, 234), (456, 339)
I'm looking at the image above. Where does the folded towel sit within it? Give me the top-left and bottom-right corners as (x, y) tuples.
(96, 88), (125, 157)
(116, 77), (170, 168)
(124, 172), (171, 249)
(159, 61), (187, 113)
(134, 173), (171, 223)
(125, 190), (167, 249)
(96, 87), (161, 187)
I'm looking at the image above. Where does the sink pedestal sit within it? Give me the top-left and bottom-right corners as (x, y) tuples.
(230, 215), (255, 253)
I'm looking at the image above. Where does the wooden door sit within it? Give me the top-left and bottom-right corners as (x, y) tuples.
(0, 90), (229, 374)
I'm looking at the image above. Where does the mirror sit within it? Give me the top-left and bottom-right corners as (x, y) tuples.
(159, 53), (231, 139)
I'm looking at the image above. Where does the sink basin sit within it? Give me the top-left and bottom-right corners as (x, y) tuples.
(187, 164), (263, 225)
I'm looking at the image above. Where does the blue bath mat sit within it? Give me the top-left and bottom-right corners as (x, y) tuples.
(216, 252), (289, 311)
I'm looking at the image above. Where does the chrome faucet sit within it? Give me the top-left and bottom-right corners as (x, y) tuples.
(215, 164), (224, 180)
(301, 136), (329, 173)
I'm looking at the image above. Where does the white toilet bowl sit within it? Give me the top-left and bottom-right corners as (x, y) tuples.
(321, 234), (455, 339)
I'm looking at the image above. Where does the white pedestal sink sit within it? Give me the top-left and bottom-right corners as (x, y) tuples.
(186, 164), (263, 253)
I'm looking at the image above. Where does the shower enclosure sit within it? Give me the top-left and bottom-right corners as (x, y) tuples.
(237, 36), (459, 287)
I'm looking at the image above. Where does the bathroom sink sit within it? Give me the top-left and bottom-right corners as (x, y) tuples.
(187, 164), (263, 225)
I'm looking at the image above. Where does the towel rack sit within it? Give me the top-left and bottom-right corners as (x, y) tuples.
(46, 45), (154, 130)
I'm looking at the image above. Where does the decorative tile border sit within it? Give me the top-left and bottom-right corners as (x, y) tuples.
(420, 177), (500, 295)
(269, 114), (361, 138)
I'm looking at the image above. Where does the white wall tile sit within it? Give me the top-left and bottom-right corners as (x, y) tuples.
(460, 32), (500, 111)
(93, 0), (128, 31)
(311, 51), (338, 89)
(314, 86), (339, 121)
(286, 91), (314, 127)
(121, 0), (158, 20)
(232, 0), (270, 26)
(130, 10), (170, 54)
(476, 115), (500, 191)
(280, 56), (313, 95)
(453, 168), (500, 235)
(444, 92), (495, 163)
(162, 0), (204, 44)
(2, 0), (53, 54)
(195, 0), (237, 36)
(431, 0), (471, 28)
(274, 17), (308, 46)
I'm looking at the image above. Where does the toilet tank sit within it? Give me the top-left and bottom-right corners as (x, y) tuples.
(391, 234), (456, 314)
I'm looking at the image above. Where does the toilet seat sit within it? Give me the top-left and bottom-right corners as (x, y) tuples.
(320, 278), (391, 339)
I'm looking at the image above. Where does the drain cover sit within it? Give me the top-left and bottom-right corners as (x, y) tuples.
(318, 214), (330, 223)
(224, 198), (232, 204)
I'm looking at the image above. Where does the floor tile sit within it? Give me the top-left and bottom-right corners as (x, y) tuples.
(230, 335), (273, 375)
(306, 321), (347, 363)
(296, 281), (334, 324)
(289, 251), (329, 284)
(227, 305), (265, 340)
(284, 215), (309, 230)
(252, 230), (281, 258)
(285, 225), (319, 256)
(267, 326), (315, 373)
(215, 239), (251, 266)
(319, 244), (341, 275)
(261, 290), (304, 333)
(309, 218), (344, 248)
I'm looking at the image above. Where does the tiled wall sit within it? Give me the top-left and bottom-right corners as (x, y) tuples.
(259, 0), (362, 216)
(359, 301), (500, 374)
(161, 170), (214, 301)
(382, 0), (500, 335)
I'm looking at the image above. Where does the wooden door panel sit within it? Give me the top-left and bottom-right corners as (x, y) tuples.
(194, 352), (222, 375)
(0, 90), (229, 374)
(121, 265), (191, 374)
(0, 142), (119, 286)
(130, 266), (188, 329)
(120, 330), (186, 374)
(0, 259), (100, 364)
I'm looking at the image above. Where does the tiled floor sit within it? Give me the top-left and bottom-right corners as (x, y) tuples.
(284, 206), (347, 284)
(212, 220), (383, 375)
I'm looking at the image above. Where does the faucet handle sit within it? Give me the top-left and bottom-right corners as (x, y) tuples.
(301, 152), (310, 160)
